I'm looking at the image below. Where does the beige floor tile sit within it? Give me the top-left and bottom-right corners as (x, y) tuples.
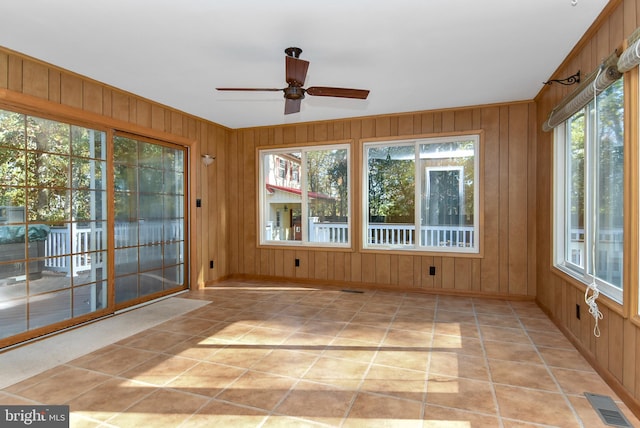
(527, 329), (576, 349)
(324, 337), (379, 363)
(391, 317), (435, 332)
(152, 315), (221, 336)
(205, 345), (271, 368)
(281, 331), (333, 352)
(551, 367), (617, 397)
(537, 346), (594, 371)
(303, 356), (370, 389)
(432, 333), (484, 357)
(66, 378), (156, 421)
(165, 361), (246, 397)
(249, 349), (319, 377)
(426, 376), (497, 415)
(519, 316), (559, 332)
(119, 354), (200, 386)
(361, 364), (427, 402)
(382, 328), (432, 347)
(67, 345), (158, 376)
(182, 399), (269, 427)
(337, 323), (388, 344)
(216, 370), (297, 411)
(105, 388), (208, 428)
(350, 311), (395, 326)
(435, 310), (477, 324)
(162, 334), (226, 360)
(479, 325), (530, 344)
(120, 329), (193, 352)
(433, 322), (480, 339)
(483, 341), (543, 364)
(344, 392), (423, 427)
(423, 404), (500, 427)
(274, 380), (356, 426)
(476, 313), (522, 329)
(488, 359), (560, 392)
(12, 367), (111, 404)
(494, 384), (581, 427)
(373, 349), (430, 372)
(429, 351), (490, 382)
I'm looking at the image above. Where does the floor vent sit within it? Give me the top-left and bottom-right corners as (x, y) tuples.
(341, 289), (364, 294)
(585, 392), (632, 427)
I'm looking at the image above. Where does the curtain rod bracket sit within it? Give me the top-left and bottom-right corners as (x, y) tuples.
(543, 70), (580, 86)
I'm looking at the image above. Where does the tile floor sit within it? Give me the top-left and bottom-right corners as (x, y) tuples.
(1, 280), (639, 427)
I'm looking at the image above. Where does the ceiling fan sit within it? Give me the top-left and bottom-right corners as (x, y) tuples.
(216, 47), (370, 115)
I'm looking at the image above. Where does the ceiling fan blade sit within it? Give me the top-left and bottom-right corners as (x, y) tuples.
(306, 86), (370, 99)
(284, 98), (302, 115)
(216, 87), (283, 92)
(285, 56), (309, 86)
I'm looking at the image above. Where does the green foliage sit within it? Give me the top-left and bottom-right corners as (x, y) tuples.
(0, 109), (106, 223)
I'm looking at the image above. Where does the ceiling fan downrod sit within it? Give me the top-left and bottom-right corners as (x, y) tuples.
(285, 47), (302, 58)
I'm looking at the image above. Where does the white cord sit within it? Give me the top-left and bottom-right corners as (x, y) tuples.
(584, 66), (603, 337)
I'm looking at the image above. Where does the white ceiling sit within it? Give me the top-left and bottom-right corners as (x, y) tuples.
(1, 0), (608, 129)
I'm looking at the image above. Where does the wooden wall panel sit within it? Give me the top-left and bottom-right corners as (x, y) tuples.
(229, 101), (535, 300)
(0, 52), (8, 88)
(22, 60), (48, 99)
(535, 0), (640, 415)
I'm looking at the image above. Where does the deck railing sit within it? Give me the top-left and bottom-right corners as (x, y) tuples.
(44, 221), (182, 276)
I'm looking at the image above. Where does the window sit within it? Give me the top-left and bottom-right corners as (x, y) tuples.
(259, 144), (350, 246)
(553, 78), (624, 302)
(363, 135), (479, 253)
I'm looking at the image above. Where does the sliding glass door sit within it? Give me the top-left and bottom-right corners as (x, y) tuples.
(0, 109), (189, 347)
(113, 134), (187, 307)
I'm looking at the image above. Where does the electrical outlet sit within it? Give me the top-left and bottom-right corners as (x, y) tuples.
(429, 266), (436, 276)
(196, 199), (202, 207)
(576, 303), (581, 319)
(295, 258), (300, 267)
(209, 260), (214, 269)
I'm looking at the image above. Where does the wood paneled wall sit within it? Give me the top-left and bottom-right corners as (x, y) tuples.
(0, 46), (231, 288)
(535, 0), (640, 413)
(227, 102), (538, 298)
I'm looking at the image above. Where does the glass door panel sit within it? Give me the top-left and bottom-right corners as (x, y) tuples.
(0, 110), (108, 341)
(113, 135), (186, 306)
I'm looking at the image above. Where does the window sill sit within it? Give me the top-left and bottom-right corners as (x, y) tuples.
(551, 265), (624, 317)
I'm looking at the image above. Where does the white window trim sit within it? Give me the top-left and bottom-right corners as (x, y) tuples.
(553, 114), (623, 303)
(362, 135), (480, 254)
(258, 144), (351, 248)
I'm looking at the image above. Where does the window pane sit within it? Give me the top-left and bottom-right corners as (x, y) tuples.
(307, 148), (349, 243)
(113, 135), (186, 305)
(0, 110), (26, 149)
(420, 140), (475, 248)
(567, 111), (585, 268)
(261, 146), (350, 246)
(263, 151), (302, 242)
(367, 145), (415, 246)
(595, 79), (624, 289)
(27, 116), (70, 154)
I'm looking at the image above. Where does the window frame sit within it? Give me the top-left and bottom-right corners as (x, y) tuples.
(553, 79), (625, 304)
(258, 142), (352, 249)
(361, 134), (481, 255)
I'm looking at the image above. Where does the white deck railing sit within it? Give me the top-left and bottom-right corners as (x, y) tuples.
(273, 220), (476, 248)
(44, 221), (182, 276)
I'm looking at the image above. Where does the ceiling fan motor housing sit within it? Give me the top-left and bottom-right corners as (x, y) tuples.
(284, 86), (305, 100)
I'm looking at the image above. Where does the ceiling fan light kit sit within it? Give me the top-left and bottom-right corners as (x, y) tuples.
(216, 47), (370, 114)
